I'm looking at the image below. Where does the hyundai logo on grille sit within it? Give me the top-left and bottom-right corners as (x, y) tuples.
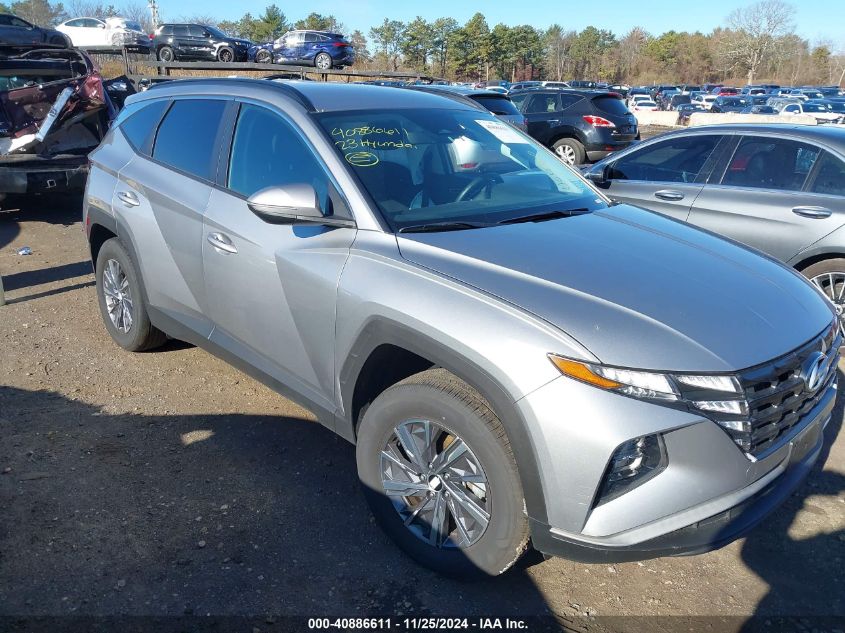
(800, 351), (828, 393)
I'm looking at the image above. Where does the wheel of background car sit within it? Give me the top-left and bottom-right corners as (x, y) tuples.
(110, 32), (122, 45)
(218, 47), (234, 62)
(314, 52), (332, 70)
(255, 49), (271, 64)
(158, 45), (174, 62)
(95, 238), (167, 352)
(552, 138), (585, 166)
(355, 368), (529, 578)
(802, 258), (845, 339)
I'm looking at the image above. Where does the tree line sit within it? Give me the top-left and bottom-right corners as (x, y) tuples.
(3, 0), (843, 86)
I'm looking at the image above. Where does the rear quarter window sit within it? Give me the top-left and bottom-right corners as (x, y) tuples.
(473, 96), (520, 116)
(119, 99), (169, 154)
(593, 96), (629, 116)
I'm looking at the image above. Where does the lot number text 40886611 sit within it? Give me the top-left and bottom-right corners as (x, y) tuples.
(308, 617), (529, 630)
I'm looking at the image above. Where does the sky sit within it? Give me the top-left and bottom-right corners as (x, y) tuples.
(165, 0), (841, 45)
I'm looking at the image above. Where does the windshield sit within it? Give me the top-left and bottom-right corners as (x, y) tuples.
(206, 25), (229, 39)
(316, 108), (605, 232)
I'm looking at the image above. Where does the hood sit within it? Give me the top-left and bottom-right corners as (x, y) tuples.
(397, 204), (834, 372)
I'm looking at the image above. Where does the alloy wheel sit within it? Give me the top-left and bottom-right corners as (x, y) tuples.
(810, 272), (845, 337)
(102, 258), (133, 334)
(316, 54), (331, 70)
(159, 48), (173, 62)
(380, 419), (490, 549)
(555, 144), (576, 165)
(220, 49), (233, 62)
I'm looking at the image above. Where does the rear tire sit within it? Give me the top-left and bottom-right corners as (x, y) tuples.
(356, 368), (529, 578)
(95, 238), (166, 352)
(255, 49), (272, 64)
(552, 138), (586, 166)
(314, 52), (332, 70)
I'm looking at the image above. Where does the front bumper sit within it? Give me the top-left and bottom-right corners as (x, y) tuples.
(516, 364), (837, 562)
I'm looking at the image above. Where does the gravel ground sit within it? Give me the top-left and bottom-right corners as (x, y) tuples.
(1, 194), (843, 630)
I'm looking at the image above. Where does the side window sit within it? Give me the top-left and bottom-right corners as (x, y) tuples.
(188, 25), (206, 37)
(509, 93), (528, 110)
(173, 25), (188, 36)
(227, 104), (330, 211)
(160, 25), (173, 35)
(609, 135), (720, 183)
(558, 94), (582, 110)
(152, 99), (227, 181)
(119, 99), (169, 153)
(784, 104), (800, 113)
(10, 17), (30, 27)
(304, 32), (317, 42)
(721, 136), (820, 191)
(808, 151), (845, 197)
(525, 94), (558, 114)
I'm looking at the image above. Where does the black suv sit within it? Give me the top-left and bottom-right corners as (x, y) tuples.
(151, 23), (252, 62)
(509, 89), (638, 165)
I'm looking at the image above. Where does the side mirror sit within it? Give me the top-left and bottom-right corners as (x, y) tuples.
(247, 184), (355, 228)
(585, 164), (610, 186)
(97, 23), (105, 28)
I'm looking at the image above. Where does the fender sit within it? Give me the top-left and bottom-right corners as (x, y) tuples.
(338, 316), (550, 525)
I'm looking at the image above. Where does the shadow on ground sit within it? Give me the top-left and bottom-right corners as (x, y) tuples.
(0, 385), (555, 622)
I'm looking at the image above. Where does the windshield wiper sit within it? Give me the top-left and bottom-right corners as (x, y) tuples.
(498, 208), (591, 225)
(398, 221), (496, 233)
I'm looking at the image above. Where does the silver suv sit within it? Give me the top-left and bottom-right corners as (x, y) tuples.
(84, 79), (839, 577)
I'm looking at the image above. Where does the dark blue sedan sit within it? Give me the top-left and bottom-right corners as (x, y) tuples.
(249, 29), (354, 69)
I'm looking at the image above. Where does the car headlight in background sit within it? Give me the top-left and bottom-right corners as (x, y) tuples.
(549, 354), (743, 410)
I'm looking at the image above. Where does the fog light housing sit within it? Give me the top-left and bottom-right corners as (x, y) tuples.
(595, 434), (667, 506)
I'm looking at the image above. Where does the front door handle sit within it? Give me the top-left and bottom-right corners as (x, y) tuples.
(654, 189), (685, 201)
(117, 190), (140, 207)
(206, 232), (238, 254)
(792, 206), (832, 219)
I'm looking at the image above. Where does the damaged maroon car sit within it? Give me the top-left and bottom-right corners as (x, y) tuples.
(0, 46), (115, 199)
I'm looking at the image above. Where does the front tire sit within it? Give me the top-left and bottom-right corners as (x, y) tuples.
(95, 238), (166, 352)
(356, 369), (529, 578)
(255, 49), (272, 64)
(314, 52), (332, 70)
(552, 137), (586, 166)
(218, 47), (234, 62)
(802, 258), (845, 337)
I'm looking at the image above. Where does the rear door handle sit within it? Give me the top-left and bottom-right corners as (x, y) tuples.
(117, 190), (140, 207)
(206, 232), (238, 254)
(792, 206), (832, 219)
(654, 189), (685, 201)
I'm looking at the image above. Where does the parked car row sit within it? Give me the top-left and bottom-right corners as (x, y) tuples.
(79, 78), (841, 579)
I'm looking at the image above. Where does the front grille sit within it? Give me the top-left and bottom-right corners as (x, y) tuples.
(727, 324), (839, 456)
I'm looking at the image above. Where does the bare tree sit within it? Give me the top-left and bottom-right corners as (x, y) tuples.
(722, 0), (795, 84)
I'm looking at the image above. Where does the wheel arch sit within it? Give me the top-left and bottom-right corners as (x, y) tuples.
(546, 126), (587, 149)
(339, 317), (549, 525)
(792, 249), (845, 273)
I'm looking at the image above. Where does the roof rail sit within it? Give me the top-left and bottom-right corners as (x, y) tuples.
(146, 76), (316, 112)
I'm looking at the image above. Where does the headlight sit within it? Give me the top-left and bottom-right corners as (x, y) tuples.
(548, 354), (744, 412)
